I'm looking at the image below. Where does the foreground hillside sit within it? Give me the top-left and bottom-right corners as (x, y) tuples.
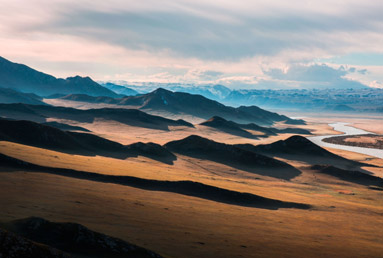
(1, 217), (162, 258)
(0, 137), (382, 258)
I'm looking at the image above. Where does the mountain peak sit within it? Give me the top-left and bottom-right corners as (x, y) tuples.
(67, 75), (90, 80)
(283, 135), (315, 146)
(206, 116), (227, 122)
(152, 87), (173, 95)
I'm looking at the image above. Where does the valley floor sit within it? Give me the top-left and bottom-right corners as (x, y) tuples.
(0, 114), (382, 258)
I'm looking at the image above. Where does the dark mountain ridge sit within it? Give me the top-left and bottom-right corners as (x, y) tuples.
(59, 88), (305, 126)
(0, 56), (117, 97)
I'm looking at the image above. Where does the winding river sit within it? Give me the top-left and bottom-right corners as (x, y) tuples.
(307, 122), (383, 159)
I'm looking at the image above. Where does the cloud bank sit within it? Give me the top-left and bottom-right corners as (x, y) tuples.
(0, 0), (382, 88)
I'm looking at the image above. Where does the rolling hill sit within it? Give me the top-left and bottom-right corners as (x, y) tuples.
(235, 135), (369, 169)
(0, 152), (310, 209)
(200, 116), (311, 138)
(0, 56), (117, 97)
(164, 135), (302, 180)
(0, 103), (193, 131)
(311, 165), (383, 187)
(0, 118), (177, 164)
(200, 116), (257, 138)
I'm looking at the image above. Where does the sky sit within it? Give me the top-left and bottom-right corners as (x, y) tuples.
(0, 0), (382, 89)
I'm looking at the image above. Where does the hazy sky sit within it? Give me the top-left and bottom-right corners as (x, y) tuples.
(1, 0), (382, 88)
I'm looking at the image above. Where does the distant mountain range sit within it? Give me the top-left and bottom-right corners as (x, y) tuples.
(0, 56), (117, 97)
(1, 56), (381, 114)
(99, 81), (383, 113)
(101, 82), (139, 96)
(59, 88), (304, 125)
(223, 88), (383, 112)
(157, 84), (231, 101)
(98, 82), (232, 101)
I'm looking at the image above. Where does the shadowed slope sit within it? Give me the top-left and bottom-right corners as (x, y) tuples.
(0, 103), (193, 130)
(0, 153), (310, 210)
(0, 119), (176, 164)
(1, 217), (163, 258)
(311, 165), (383, 188)
(126, 142), (176, 164)
(236, 136), (370, 169)
(0, 87), (46, 105)
(0, 228), (71, 258)
(200, 116), (311, 138)
(165, 135), (302, 180)
(42, 121), (91, 132)
(60, 94), (121, 104)
(200, 116), (257, 139)
(269, 127), (312, 135)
